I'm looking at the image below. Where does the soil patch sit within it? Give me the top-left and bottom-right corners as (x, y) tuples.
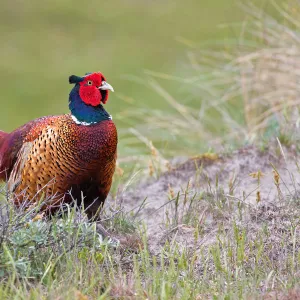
(120, 145), (300, 254)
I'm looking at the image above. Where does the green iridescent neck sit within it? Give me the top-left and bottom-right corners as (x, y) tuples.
(69, 85), (111, 125)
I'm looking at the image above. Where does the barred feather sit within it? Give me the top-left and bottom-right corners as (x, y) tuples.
(0, 114), (117, 219)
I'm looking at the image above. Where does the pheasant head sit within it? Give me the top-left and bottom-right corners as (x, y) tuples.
(68, 72), (114, 125)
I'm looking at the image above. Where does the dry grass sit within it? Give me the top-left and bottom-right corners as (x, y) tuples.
(119, 0), (300, 162)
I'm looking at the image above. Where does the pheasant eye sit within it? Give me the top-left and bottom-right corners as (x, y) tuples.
(87, 80), (93, 86)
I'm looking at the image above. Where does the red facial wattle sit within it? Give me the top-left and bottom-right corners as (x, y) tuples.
(78, 73), (109, 106)
(79, 85), (101, 106)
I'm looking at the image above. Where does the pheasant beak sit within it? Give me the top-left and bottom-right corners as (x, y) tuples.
(99, 81), (114, 92)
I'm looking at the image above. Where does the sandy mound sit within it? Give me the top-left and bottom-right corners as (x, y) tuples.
(120, 145), (300, 253)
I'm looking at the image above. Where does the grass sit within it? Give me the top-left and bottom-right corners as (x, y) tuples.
(125, 1), (300, 163)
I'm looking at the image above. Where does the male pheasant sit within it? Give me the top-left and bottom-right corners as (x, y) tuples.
(0, 72), (117, 221)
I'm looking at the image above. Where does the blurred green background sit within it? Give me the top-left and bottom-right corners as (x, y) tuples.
(0, 0), (265, 158)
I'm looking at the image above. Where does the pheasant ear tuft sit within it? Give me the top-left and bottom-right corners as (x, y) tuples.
(69, 75), (84, 84)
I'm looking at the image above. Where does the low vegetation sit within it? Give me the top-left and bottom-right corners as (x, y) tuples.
(0, 144), (300, 299)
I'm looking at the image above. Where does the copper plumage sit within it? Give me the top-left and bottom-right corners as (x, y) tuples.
(0, 72), (117, 220)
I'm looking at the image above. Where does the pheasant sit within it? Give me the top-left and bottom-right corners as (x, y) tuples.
(0, 72), (117, 221)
